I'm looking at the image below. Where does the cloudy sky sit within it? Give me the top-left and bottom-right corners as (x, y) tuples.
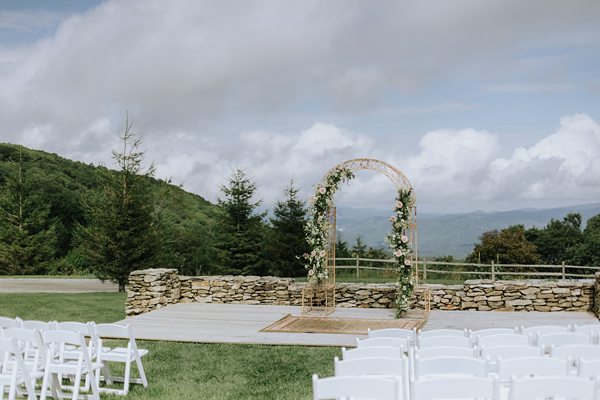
(1, 0), (599, 213)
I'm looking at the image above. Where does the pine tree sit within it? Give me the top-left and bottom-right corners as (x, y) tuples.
(215, 169), (266, 275)
(0, 146), (58, 274)
(267, 180), (309, 277)
(351, 236), (367, 258)
(76, 117), (159, 291)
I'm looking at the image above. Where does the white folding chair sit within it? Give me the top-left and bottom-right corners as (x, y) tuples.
(414, 355), (487, 379)
(40, 330), (101, 400)
(419, 335), (471, 349)
(312, 374), (402, 400)
(538, 332), (591, 351)
(368, 328), (416, 344)
(356, 337), (408, 350)
(497, 357), (569, 383)
(0, 337), (37, 400)
(411, 376), (499, 400)
(508, 376), (598, 400)
(1, 328), (46, 387)
(342, 346), (404, 360)
(334, 356), (409, 400)
(91, 323), (148, 395)
(477, 334), (530, 348)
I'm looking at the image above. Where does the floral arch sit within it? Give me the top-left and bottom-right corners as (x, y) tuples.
(304, 158), (417, 316)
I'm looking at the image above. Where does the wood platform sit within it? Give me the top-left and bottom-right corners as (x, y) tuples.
(120, 303), (600, 347)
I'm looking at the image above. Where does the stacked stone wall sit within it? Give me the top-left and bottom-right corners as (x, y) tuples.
(125, 269), (595, 316)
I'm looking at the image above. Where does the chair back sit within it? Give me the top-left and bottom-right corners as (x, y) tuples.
(472, 328), (518, 338)
(478, 334), (530, 348)
(538, 333), (590, 348)
(0, 316), (22, 329)
(509, 376), (597, 400)
(368, 328), (415, 342)
(335, 356), (407, 377)
(578, 359), (600, 379)
(411, 376), (498, 400)
(551, 344), (600, 361)
(419, 328), (469, 338)
(342, 346), (403, 360)
(415, 355), (487, 378)
(413, 346), (476, 359)
(521, 325), (568, 335)
(497, 357), (568, 381)
(356, 337), (407, 350)
(312, 374), (401, 400)
(21, 320), (56, 331)
(481, 345), (542, 361)
(419, 335), (471, 349)
(2, 327), (46, 365)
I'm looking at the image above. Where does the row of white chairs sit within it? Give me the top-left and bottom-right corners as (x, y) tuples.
(313, 374), (600, 400)
(313, 325), (600, 399)
(0, 316), (148, 399)
(367, 325), (600, 346)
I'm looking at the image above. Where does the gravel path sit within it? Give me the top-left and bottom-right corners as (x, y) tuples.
(0, 278), (119, 293)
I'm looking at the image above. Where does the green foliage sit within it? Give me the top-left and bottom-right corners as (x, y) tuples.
(351, 236), (368, 258)
(578, 215), (600, 266)
(0, 146), (58, 274)
(466, 225), (541, 264)
(215, 169), (267, 275)
(266, 181), (309, 277)
(0, 142), (219, 278)
(335, 237), (352, 258)
(526, 213), (583, 264)
(76, 120), (163, 290)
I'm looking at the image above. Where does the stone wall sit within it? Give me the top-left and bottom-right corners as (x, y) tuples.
(126, 268), (180, 316)
(125, 269), (595, 316)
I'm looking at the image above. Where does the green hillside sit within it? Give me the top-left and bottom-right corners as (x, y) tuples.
(0, 143), (220, 275)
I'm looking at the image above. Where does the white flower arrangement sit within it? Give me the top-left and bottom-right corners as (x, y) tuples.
(385, 188), (416, 317)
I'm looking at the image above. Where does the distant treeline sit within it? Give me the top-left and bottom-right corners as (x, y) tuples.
(465, 213), (600, 266)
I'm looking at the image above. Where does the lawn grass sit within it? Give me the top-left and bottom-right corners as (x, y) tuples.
(0, 292), (336, 399)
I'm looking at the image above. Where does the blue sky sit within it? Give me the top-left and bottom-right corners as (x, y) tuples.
(1, 0), (599, 213)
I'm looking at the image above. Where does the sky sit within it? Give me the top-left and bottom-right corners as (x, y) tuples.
(1, 0), (599, 214)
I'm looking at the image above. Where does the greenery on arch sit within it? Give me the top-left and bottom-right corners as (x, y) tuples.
(303, 165), (417, 317)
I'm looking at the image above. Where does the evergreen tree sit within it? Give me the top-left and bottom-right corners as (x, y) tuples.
(336, 236), (352, 258)
(76, 117), (159, 291)
(266, 180), (309, 277)
(351, 236), (367, 258)
(215, 169), (266, 275)
(0, 146), (58, 274)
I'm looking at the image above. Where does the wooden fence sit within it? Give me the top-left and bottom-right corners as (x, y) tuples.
(334, 257), (600, 281)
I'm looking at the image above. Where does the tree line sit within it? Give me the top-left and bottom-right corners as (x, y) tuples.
(466, 213), (600, 266)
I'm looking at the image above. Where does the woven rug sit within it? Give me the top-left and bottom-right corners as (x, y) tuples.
(261, 312), (427, 335)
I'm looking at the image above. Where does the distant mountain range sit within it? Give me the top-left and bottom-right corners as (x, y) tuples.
(336, 203), (600, 259)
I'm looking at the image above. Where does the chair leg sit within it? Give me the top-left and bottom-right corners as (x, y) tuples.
(71, 370), (82, 400)
(124, 360), (132, 395)
(87, 369), (101, 400)
(135, 355), (148, 387)
(40, 370), (50, 400)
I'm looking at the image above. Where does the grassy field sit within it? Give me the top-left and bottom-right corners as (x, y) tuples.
(0, 292), (336, 399)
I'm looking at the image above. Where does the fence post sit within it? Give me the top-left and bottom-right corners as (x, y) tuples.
(423, 260), (427, 282)
(561, 262), (565, 280)
(356, 255), (360, 279)
(490, 261), (495, 281)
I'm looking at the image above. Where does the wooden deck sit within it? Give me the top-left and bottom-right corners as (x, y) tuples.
(120, 303), (600, 347)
